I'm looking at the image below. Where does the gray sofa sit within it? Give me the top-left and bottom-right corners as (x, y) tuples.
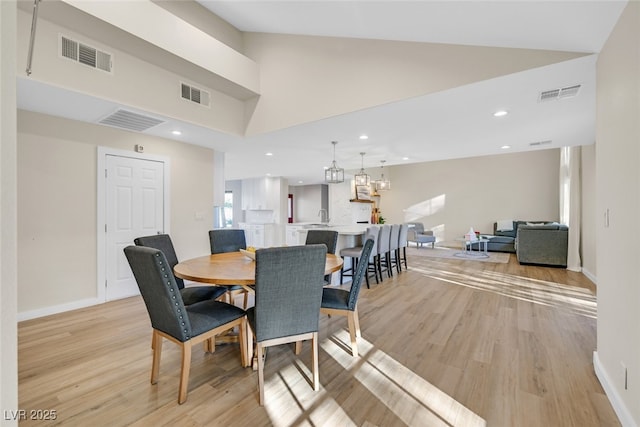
(469, 220), (569, 267)
(516, 223), (568, 267)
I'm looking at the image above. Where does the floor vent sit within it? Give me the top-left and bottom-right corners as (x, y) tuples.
(98, 109), (164, 132)
(60, 35), (112, 73)
(529, 140), (553, 147)
(539, 84), (581, 102)
(181, 82), (210, 107)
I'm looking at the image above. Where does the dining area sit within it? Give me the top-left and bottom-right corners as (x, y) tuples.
(124, 229), (374, 406)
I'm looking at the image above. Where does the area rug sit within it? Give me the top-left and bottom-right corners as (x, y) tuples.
(406, 246), (511, 264)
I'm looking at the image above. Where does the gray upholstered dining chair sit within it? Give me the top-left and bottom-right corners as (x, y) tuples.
(124, 245), (248, 404)
(208, 229), (251, 309)
(305, 229), (338, 284)
(321, 238), (374, 357)
(134, 234), (227, 305)
(246, 244), (327, 405)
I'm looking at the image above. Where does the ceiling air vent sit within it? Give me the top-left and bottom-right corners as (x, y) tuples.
(539, 84), (581, 102)
(60, 35), (112, 73)
(98, 109), (164, 132)
(529, 140), (553, 147)
(181, 82), (210, 107)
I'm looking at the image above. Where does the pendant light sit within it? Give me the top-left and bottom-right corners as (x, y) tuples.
(375, 160), (391, 191)
(354, 152), (370, 186)
(324, 141), (344, 184)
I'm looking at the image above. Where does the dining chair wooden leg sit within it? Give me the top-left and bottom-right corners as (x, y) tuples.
(243, 290), (249, 310)
(257, 344), (266, 405)
(347, 312), (359, 357)
(178, 342), (193, 404)
(352, 306), (361, 338)
(311, 332), (319, 391)
(151, 331), (162, 384)
(204, 338), (215, 353)
(238, 317), (248, 368)
(246, 322), (256, 370)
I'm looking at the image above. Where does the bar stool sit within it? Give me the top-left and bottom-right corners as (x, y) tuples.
(377, 224), (392, 279)
(389, 224), (401, 274)
(398, 223), (409, 270)
(340, 226), (379, 288)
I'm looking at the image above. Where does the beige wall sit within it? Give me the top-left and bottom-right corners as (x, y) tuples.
(1, 0), (18, 420)
(378, 149), (561, 242)
(595, 2), (640, 425)
(17, 110), (216, 316)
(16, 7), (246, 137)
(242, 32), (585, 136)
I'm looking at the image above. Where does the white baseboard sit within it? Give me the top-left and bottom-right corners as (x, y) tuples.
(593, 351), (637, 427)
(582, 267), (597, 285)
(17, 297), (102, 322)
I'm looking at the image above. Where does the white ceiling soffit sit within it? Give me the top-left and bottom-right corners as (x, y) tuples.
(197, 1), (628, 53)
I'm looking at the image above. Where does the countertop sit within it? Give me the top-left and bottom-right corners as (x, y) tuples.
(293, 223), (370, 236)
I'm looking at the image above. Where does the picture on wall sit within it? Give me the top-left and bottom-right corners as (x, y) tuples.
(356, 185), (371, 201)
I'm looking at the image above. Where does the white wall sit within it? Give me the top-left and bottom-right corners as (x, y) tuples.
(17, 110), (216, 316)
(378, 149), (561, 242)
(1, 0), (18, 422)
(595, 2), (640, 425)
(290, 184), (326, 223)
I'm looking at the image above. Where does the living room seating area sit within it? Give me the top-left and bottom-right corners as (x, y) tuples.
(469, 220), (569, 267)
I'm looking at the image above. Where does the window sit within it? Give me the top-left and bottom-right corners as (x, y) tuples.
(224, 191), (233, 228)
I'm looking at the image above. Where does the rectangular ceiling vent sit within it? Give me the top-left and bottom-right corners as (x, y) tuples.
(539, 84), (581, 102)
(98, 109), (164, 132)
(529, 140), (553, 147)
(181, 82), (210, 107)
(60, 35), (112, 73)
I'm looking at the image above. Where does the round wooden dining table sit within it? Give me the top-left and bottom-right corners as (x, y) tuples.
(174, 250), (344, 291)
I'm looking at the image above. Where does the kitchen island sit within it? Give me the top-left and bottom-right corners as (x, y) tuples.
(289, 223), (370, 284)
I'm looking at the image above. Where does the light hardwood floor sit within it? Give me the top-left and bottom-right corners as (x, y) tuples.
(18, 253), (620, 426)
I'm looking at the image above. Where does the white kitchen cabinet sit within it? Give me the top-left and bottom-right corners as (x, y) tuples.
(285, 225), (305, 246)
(242, 178), (276, 210)
(239, 223), (276, 248)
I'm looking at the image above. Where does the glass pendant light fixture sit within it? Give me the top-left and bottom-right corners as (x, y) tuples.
(324, 141), (344, 184)
(354, 152), (370, 186)
(375, 160), (391, 191)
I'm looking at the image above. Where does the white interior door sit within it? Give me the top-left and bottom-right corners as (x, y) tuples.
(105, 154), (165, 301)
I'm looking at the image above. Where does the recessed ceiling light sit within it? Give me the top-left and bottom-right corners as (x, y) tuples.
(266, 173), (272, 176)
(265, 152), (273, 156)
(402, 157), (409, 161)
(171, 130), (182, 135)
(501, 145), (511, 149)
(494, 110), (508, 117)
(359, 135), (369, 140)
(298, 180), (304, 184)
